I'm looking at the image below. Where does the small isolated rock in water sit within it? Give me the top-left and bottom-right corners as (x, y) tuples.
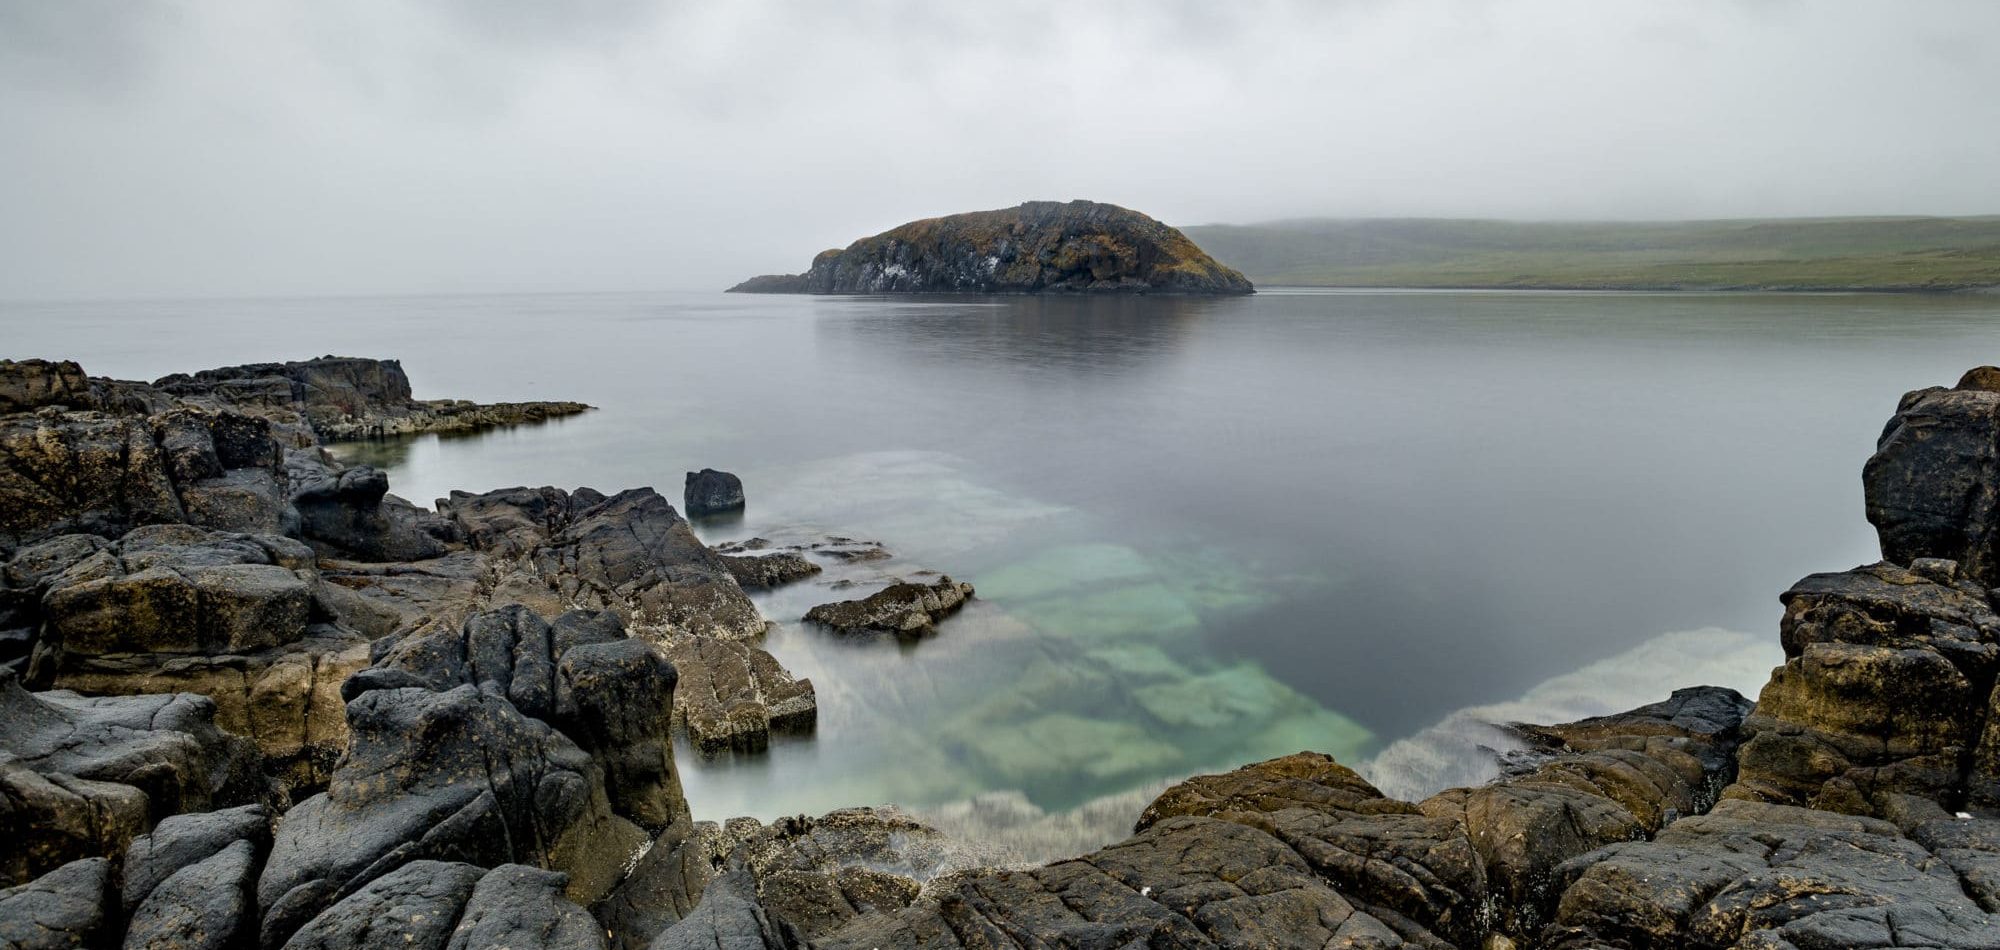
(803, 577), (974, 638)
(684, 469), (744, 518)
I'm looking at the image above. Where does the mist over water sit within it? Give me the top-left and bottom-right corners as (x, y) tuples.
(6, 288), (1996, 851)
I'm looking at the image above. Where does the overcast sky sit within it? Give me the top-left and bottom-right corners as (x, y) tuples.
(3, 0), (1997, 299)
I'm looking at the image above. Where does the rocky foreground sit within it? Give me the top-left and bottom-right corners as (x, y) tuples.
(728, 200), (1256, 296)
(5, 356), (2000, 949)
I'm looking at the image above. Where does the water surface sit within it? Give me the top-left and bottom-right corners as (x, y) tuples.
(8, 288), (1996, 838)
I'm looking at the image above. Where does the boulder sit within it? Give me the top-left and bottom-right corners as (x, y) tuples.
(120, 837), (259, 950)
(664, 636), (815, 755)
(802, 576), (974, 638)
(10, 526), (363, 788)
(0, 857), (113, 950)
(0, 359), (94, 412)
(1729, 560), (2000, 814)
(441, 486), (765, 641)
(286, 452), (449, 561)
(276, 860), (486, 950)
(447, 864), (608, 950)
(120, 804), (271, 911)
(648, 870), (806, 950)
(1865, 370), (2000, 586)
(0, 758), (148, 889)
(0, 410), (184, 550)
(683, 469), (744, 518)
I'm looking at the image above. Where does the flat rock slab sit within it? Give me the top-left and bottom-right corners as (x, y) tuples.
(802, 576), (973, 638)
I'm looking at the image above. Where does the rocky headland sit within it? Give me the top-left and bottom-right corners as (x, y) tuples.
(728, 200), (1255, 295)
(5, 353), (2000, 949)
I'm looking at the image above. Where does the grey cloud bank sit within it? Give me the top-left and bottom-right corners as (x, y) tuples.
(2, 0), (1997, 299)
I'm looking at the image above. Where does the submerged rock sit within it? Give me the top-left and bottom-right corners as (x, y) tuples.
(802, 576), (974, 638)
(729, 200), (1255, 295)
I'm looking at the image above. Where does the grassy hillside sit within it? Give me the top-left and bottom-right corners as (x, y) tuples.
(1180, 217), (2000, 291)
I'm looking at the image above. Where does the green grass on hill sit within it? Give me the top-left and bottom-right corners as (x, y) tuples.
(1179, 216), (2000, 292)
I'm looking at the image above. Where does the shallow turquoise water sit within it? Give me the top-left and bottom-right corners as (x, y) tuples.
(8, 288), (1999, 827)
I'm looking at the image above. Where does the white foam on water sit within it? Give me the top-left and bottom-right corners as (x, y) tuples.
(1358, 626), (1782, 801)
(909, 626), (1783, 864)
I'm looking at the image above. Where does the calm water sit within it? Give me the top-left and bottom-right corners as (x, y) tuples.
(8, 288), (1999, 831)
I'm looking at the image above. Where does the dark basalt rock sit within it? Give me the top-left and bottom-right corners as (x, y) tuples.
(649, 870), (806, 950)
(255, 683), (647, 947)
(281, 860), (611, 950)
(1865, 368), (2000, 587)
(729, 200), (1254, 295)
(718, 552), (821, 589)
(277, 860), (486, 950)
(121, 837), (260, 950)
(285, 451), (450, 562)
(684, 469), (744, 518)
(1729, 559), (2000, 815)
(0, 857), (113, 950)
(121, 804), (271, 912)
(0, 409), (187, 550)
(802, 576), (973, 638)
(155, 355), (591, 443)
(1545, 800), (2000, 950)
(446, 864), (609, 950)
(0, 667), (262, 885)
(441, 486), (764, 641)
(360, 604), (691, 832)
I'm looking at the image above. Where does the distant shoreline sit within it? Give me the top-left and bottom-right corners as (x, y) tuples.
(1251, 282), (2000, 295)
(1185, 216), (2000, 297)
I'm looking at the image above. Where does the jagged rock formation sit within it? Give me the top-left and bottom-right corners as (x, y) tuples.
(0, 356), (586, 553)
(802, 576), (974, 638)
(728, 201), (1255, 296)
(718, 551), (821, 589)
(153, 355), (590, 442)
(0, 666), (262, 886)
(6, 525), (373, 790)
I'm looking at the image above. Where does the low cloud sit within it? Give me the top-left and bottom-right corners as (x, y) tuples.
(2, 0), (1996, 298)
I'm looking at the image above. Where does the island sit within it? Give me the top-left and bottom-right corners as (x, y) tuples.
(729, 200), (1254, 296)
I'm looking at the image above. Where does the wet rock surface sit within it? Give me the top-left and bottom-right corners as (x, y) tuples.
(803, 576), (974, 638)
(684, 468), (745, 518)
